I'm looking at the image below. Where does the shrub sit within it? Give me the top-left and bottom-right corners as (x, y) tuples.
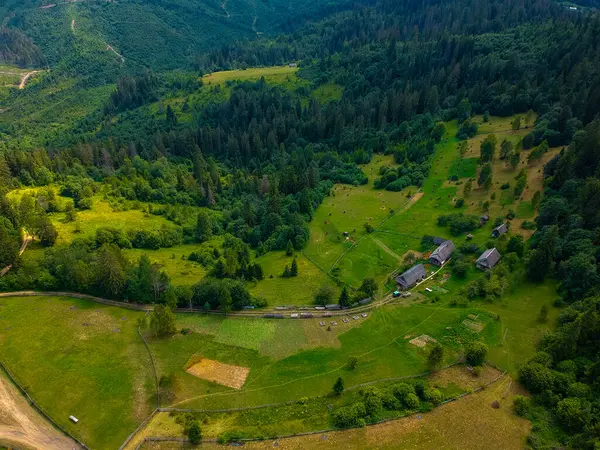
(424, 388), (443, 405)
(466, 342), (488, 366)
(332, 402), (367, 428)
(188, 421), (202, 444)
(359, 386), (383, 416)
(513, 395), (530, 417)
(404, 392), (420, 409)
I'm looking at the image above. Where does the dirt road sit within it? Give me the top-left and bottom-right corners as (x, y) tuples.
(0, 372), (76, 449)
(0, 234), (32, 277)
(19, 71), (41, 89)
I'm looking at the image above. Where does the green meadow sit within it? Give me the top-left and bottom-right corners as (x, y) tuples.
(0, 296), (154, 449)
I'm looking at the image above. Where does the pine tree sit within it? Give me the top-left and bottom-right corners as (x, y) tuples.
(286, 239), (294, 256)
(333, 377), (344, 395)
(428, 344), (444, 370)
(338, 286), (350, 307)
(290, 257), (298, 276)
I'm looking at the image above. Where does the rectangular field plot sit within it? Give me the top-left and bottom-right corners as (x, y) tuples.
(186, 359), (250, 389)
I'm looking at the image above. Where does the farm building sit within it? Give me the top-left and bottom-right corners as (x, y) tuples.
(480, 215), (489, 225)
(432, 236), (447, 245)
(429, 240), (456, 266)
(476, 248), (502, 270)
(396, 264), (427, 290)
(492, 223), (508, 237)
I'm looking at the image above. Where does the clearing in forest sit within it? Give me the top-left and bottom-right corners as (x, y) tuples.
(186, 358), (250, 389)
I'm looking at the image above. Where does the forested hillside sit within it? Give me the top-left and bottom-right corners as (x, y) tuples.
(0, 0), (600, 448)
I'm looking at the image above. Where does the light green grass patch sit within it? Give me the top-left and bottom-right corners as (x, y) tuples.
(304, 154), (414, 278)
(202, 66), (304, 91)
(0, 296), (153, 449)
(312, 83), (343, 103)
(448, 157), (478, 179)
(215, 318), (276, 351)
(250, 251), (338, 306)
(482, 281), (558, 374)
(51, 197), (177, 245)
(124, 245), (209, 287)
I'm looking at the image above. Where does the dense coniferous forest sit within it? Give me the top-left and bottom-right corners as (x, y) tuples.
(0, 0), (599, 447)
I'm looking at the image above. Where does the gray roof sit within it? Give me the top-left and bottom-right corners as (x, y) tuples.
(396, 264), (427, 288)
(429, 240), (456, 264)
(492, 223), (508, 236)
(477, 248), (501, 269)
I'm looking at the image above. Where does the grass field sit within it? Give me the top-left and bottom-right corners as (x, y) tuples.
(202, 66), (305, 92)
(129, 365), (509, 448)
(303, 154), (418, 288)
(52, 197), (179, 246)
(249, 251), (339, 306)
(149, 301), (501, 411)
(0, 296), (154, 449)
(166, 375), (529, 450)
(124, 245), (208, 287)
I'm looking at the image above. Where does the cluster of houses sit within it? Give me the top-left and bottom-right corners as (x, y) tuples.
(395, 228), (505, 290)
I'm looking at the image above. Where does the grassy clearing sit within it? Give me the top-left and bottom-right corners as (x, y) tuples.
(482, 281), (559, 374)
(202, 66), (304, 92)
(303, 154), (415, 286)
(312, 83), (343, 103)
(0, 296), (153, 449)
(249, 251), (339, 306)
(0, 64), (28, 87)
(124, 245), (208, 287)
(32, 196), (178, 246)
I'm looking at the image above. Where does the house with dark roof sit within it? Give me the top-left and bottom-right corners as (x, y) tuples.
(476, 248), (502, 270)
(429, 240), (456, 266)
(492, 223), (508, 238)
(396, 264), (427, 290)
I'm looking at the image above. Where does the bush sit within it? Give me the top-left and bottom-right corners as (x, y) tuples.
(466, 342), (488, 366)
(404, 392), (420, 409)
(513, 395), (530, 417)
(424, 388), (443, 405)
(455, 198), (464, 208)
(188, 421), (202, 445)
(414, 380), (426, 399)
(359, 386), (383, 416)
(332, 402), (367, 428)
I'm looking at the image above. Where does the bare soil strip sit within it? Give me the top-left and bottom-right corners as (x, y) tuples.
(186, 359), (250, 389)
(0, 372), (76, 449)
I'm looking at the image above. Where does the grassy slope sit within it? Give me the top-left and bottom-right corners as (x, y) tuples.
(249, 251), (339, 306)
(152, 302), (500, 410)
(0, 296), (154, 449)
(303, 154), (417, 289)
(180, 375), (530, 450)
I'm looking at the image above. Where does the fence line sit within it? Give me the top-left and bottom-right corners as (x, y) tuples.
(135, 368), (507, 448)
(0, 359), (88, 449)
(0, 290), (401, 319)
(119, 409), (160, 450)
(139, 313), (160, 408)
